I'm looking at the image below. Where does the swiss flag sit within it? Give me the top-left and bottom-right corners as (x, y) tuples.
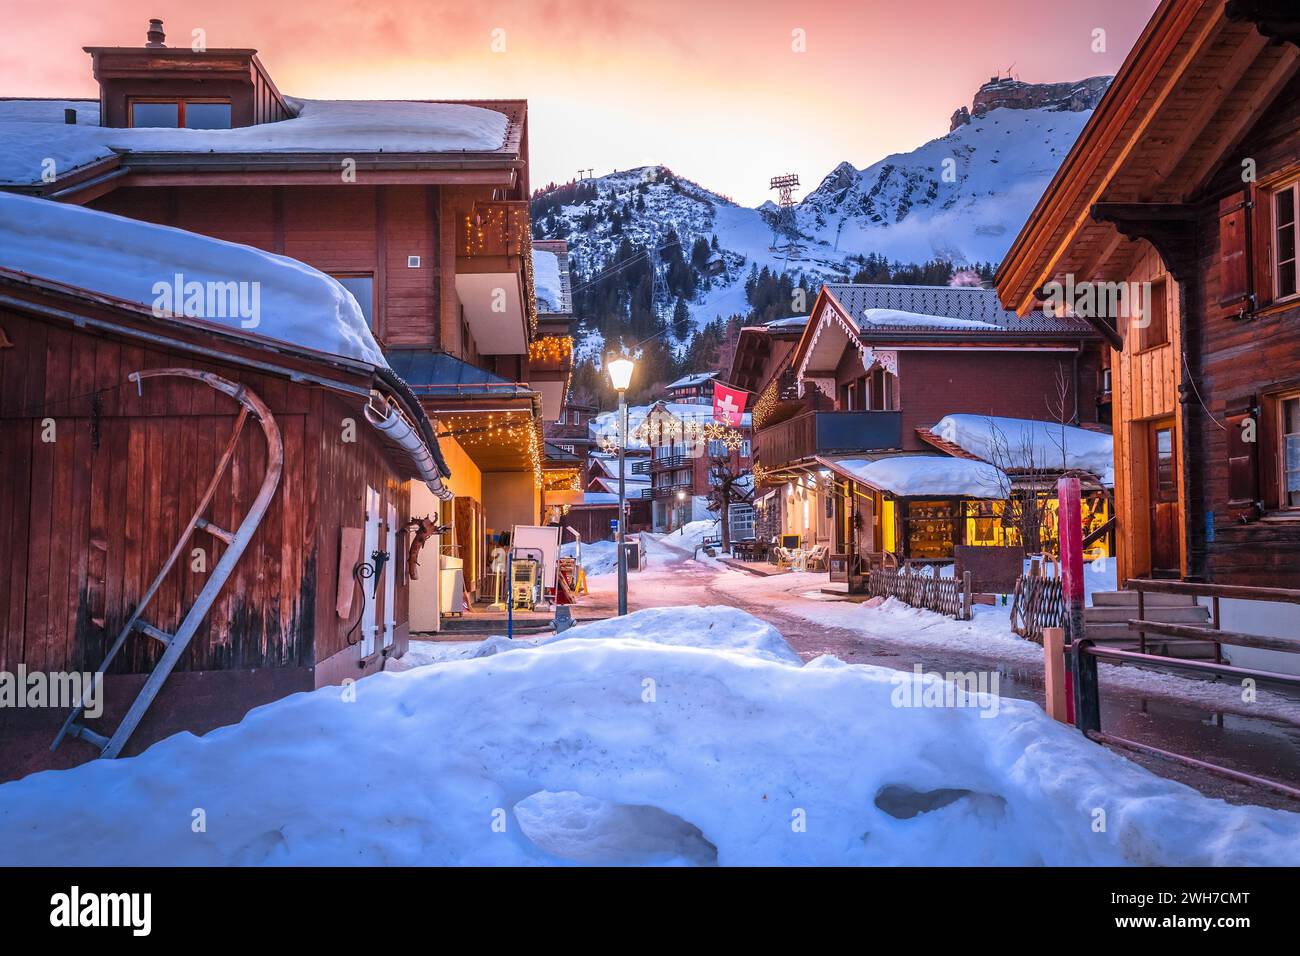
(712, 381), (748, 426)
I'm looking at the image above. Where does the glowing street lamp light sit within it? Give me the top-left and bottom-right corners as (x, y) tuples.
(608, 354), (636, 616)
(676, 489), (687, 536)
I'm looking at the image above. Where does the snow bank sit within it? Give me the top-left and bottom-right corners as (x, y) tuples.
(561, 539), (619, 577)
(532, 249), (564, 312)
(0, 192), (387, 367)
(1, 606), (1296, 866)
(834, 455), (1006, 497)
(0, 97), (508, 185)
(934, 414), (1114, 481)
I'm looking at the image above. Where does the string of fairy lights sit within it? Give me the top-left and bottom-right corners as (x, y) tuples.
(461, 204), (538, 337)
(439, 411), (545, 488)
(528, 335), (574, 364)
(598, 414), (745, 456)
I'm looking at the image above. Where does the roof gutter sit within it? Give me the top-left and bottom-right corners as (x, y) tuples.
(364, 391), (454, 501)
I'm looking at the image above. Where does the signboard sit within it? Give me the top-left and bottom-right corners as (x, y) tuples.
(512, 524), (562, 590)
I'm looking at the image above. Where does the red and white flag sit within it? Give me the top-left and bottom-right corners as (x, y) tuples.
(712, 381), (748, 426)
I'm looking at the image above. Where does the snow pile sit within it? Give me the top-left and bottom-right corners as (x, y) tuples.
(561, 538), (619, 577)
(934, 414), (1114, 483)
(859, 308), (997, 330)
(834, 455), (1005, 497)
(532, 249), (564, 313)
(1, 606), (1297, 866)
(0, 192), (387, 367)
(0, 97), (508, 185)
(471, 605), (801, 666)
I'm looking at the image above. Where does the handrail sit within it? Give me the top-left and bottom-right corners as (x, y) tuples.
(1125, 577), (1300, 605)
(1072, 636), (1300, 802)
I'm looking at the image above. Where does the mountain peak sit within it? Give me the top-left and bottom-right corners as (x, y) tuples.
(951, 75), (1112, 131)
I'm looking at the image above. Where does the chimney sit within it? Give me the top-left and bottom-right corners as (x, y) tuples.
(145, 18), (166, 48)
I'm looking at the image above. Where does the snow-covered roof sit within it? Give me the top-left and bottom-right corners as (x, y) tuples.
(829, 454), (1006, 498)
(667, 371), (718, 389)
(532, 248), (566, 314)
(932, 414), (1114, 485)
(590, 476), (649, 495)
(764, 314), (810, 329)
(0, 97), (510, 186)
(0, 192), (387, 367)
(824, 284), (1093, 336)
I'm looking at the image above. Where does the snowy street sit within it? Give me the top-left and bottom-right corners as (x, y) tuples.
(560, 526), (1300, 812)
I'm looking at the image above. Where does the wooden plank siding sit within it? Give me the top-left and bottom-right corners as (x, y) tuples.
(1108, 242), (1185, 584)
(0, 298), (416, 771)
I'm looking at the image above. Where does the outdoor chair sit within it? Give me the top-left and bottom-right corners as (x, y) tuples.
(805, 545), (829, 572)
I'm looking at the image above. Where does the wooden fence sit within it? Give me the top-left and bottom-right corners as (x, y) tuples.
(868, 568), (971, 620)
(1010, 574), (1063, 643)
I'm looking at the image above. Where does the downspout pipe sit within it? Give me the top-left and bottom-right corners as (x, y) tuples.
(364, 392), (454, 501)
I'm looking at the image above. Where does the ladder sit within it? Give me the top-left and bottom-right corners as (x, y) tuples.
(52, 368), (283, 759)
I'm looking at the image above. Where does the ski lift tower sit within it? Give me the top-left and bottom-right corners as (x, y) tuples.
(768, 173), (804, 258)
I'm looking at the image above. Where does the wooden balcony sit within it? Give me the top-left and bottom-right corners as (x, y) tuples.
(458, 200), (531, 259)
(754, 410), (902, 468)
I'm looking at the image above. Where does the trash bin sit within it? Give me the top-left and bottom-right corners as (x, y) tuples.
(623, 536), (641, 572)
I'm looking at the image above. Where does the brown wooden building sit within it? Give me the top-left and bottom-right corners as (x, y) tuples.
(0, 261), (449, 779)
(2, 19), (574, 632)
(997, 0), (1300, 589)
(735, 285), (1102, 560)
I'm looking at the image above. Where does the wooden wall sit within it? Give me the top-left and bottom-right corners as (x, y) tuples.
(90, 185), (444, 349)
(1109, 241), (1185, 583)
(0, 303), (411, 678)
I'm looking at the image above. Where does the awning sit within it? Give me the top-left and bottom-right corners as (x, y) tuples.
(817, 454), (1008, 499)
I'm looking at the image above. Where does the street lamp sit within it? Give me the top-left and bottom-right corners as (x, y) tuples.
(676, 489), (686, 535)
(608, 355), (635, 616)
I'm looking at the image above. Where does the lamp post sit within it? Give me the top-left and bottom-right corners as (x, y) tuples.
(607, 356), (635, 616)
(676, 489), (686, 535)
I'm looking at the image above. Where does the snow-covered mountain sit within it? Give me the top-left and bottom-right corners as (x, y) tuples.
(533, 75), (1111, 330)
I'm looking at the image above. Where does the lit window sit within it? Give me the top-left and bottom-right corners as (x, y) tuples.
(1275, 184), (1299, 300)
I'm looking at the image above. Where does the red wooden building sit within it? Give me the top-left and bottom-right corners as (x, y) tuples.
(0, 201), (451, 778)
(1, 18), (571, 633)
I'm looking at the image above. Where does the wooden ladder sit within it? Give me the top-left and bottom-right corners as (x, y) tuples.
(52, 368), (283, 759)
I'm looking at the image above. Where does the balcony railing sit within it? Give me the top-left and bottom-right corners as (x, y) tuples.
(651, 483), (693, 499)
(458, 200), (531, 259)
(631, 460), (652, 476)
(650, 454), (695, 470)
(755, 410), (902, 467)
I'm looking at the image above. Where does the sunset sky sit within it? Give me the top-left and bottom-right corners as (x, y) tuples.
(2, 0), (1161, 205)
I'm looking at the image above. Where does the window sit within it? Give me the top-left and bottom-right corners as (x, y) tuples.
(1282, 394), (1300, 509)
(1138, 277), (1168, 351)
(1274, 183), (1299, 301)
(867, 368), (895, 410)
(740, 439), (751, 458)
(129, 98), (232, 129)
(332, 274), (375, 327)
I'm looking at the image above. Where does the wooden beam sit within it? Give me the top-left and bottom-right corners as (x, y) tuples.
(1226, 0), (1300, 48)
(1091, 202), (1200, 285)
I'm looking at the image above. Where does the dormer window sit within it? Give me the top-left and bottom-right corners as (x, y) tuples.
(128, 97), (232, 129)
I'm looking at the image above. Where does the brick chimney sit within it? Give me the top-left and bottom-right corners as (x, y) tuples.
(145, 18), (166, 48)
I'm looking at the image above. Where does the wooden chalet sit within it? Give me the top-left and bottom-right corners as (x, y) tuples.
(738, 285), (1102, 564)
(1, 19), (573, 632)
(996, 0), (1300, 591)
(0, 254), (450, 779)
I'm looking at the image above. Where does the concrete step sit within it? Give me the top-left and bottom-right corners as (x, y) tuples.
(1090, 590), (1200, 607)
(1084, 605), (1211, 624)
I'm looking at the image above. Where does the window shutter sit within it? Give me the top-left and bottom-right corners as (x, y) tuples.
(1225, 395), (1260, 517)
(1218, 191), (1252, 309)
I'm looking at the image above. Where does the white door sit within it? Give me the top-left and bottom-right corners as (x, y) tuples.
(362, 486), (380, 657)
(383, 501), (397, 649)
